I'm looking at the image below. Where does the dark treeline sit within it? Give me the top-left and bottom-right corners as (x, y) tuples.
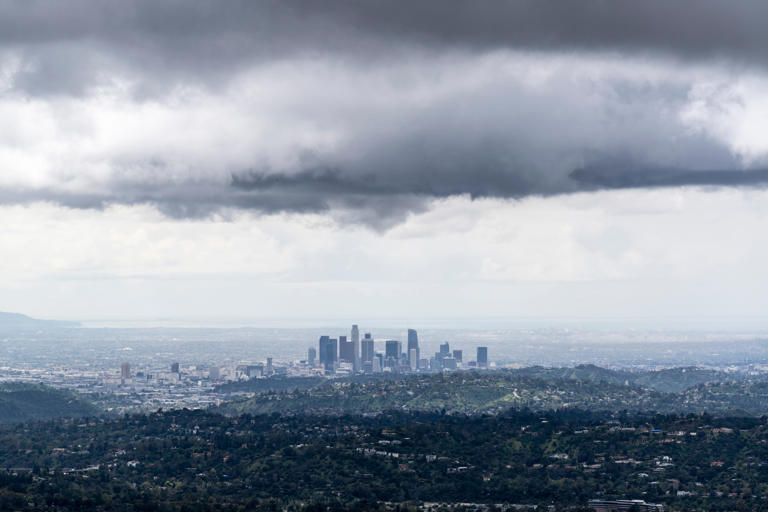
(2, 408), (768, 511)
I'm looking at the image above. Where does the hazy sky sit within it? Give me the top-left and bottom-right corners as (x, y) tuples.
(1, 1), (768, 325)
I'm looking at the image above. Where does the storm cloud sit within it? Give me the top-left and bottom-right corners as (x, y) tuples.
(3, 1), (768, 82)
(1, 1), (768, 227)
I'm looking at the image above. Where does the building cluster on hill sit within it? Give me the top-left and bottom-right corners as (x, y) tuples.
(311, 326), (489, 376)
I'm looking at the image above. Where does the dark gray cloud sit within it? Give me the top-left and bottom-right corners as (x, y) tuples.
(2, 0), (768, 95)
(1, 1), (767, 227)
(571, 164), (768, 190)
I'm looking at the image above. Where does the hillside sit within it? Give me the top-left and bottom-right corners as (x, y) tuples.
(0, 408), (765, 511)
(0, 383), (98, 423)
(632, 366), (727, 392)
(215, 369), (768, 417)
(517, 364), (729, 393)
(215, 371), (665, 416)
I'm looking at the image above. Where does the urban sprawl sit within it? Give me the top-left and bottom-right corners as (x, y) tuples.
(1, 326), (490, 412)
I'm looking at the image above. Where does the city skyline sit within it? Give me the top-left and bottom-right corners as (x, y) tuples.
(314, 326), (489, 375)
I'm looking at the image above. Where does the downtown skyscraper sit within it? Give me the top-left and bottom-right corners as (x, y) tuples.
(407, 328), (420, 369)
(351, 324), (360, 372)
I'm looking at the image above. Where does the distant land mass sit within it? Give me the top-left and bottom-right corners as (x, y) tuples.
(0, 311), (80, 330)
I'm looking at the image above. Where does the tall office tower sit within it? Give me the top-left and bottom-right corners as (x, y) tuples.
(318, 336), (330, 367)
(318, 335), (329, 364)
(329, 338), (338, 369)
(121, 362), (131, 380)
(385, 340), (401, 366)
(477, 346), (489, 368)
(440, 342), (450, 356)
(361, 336), (374, 363)
(339, 335), (354, 362)
(351, 325), (360, 372)
(266, 357), (273, 376)
(407, 329), (420, 369)
(307, 347), (317, 366)
(452, 350), (463, 363)
(373, 353), (383, 373)
(319, 336), (338, 373)
(409, 349), (418, 371)
(170, 362), (180, 373)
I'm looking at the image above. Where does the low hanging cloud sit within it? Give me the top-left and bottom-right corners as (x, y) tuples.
(1, 1), (768, 228)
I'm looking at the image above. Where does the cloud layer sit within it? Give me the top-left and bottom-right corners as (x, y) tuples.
(1, 1), (768, 227)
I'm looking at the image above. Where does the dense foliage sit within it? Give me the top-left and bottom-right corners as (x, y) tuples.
(3, 408), (768, 511)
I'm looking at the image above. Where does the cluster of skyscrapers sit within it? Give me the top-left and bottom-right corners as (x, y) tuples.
(312, 326), (489, 375)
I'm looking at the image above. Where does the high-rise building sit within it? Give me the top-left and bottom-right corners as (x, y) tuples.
(266, 357), (273, 376)
(351, 325), (360, 371)
(385, 340), (401, 366)
(452, 350), (463, 363)
(407, 329), (420, 369)
(121, 362), (131, 380)
(477, 346), (488, 368)
(250, 364), (264, 378)
(318, 335), (329, 365)
(339, 335), (354, 362)
(440, 342), (450, 356)
(307, 347), (317, 366)
(409, 349), (418, 371)
(318, 336), (338, 373)
(373, 353), (383, 373)
(361, 335), (374, 363)
(170, 362), (180, 373)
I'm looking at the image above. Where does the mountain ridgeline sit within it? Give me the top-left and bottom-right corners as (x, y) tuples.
(0, 311), (80, 331)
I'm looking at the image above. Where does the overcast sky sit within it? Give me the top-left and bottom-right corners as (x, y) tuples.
(1, 1), (768, 326)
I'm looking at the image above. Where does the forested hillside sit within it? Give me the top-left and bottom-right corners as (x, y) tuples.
(1, 408), (767, 511)
(0, 383), (98, 423)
